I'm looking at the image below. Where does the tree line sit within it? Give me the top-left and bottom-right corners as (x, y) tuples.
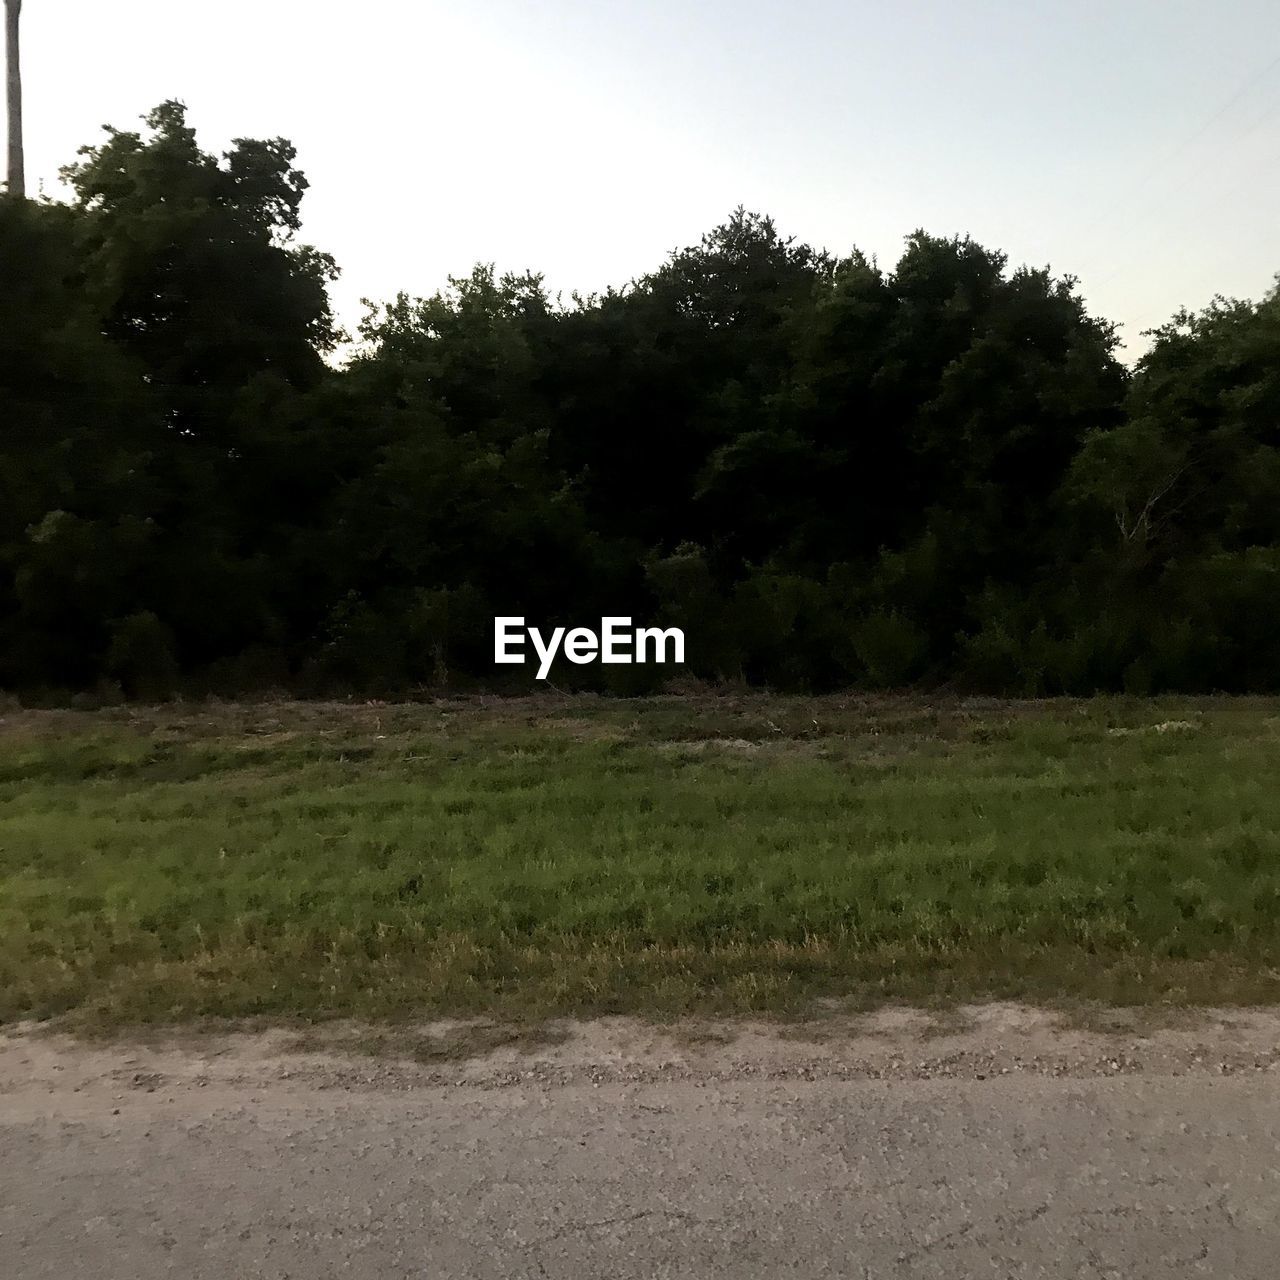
(3, 102), (1279, 699)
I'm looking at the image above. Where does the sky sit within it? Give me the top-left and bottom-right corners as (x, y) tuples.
(15, 0), (1280, 360)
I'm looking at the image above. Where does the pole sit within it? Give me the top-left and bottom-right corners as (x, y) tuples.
(5, 0), (24, 198)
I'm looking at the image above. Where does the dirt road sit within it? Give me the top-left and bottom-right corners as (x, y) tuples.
(2, 1006), (1278, 1278)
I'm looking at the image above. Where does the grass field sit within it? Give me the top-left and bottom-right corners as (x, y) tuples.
(2, 694), (1279, 1030)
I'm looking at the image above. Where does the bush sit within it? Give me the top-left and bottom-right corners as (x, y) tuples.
(106, 612), (181, 700)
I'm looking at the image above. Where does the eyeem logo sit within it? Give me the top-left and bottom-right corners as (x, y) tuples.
(494, 617), (685, 680)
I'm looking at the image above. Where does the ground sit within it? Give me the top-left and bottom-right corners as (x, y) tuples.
(3, 692), (1280, 1029)
(2, 1005), (1279, 1278)
(5, 694), (1280, 1272)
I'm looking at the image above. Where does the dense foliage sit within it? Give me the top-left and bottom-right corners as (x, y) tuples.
(2, 104), (1278, 698)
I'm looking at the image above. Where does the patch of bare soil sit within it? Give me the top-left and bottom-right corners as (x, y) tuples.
(2, 1004), (1277, 1105)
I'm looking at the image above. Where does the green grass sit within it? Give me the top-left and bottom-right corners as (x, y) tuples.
(2, 694), (1279, 1029)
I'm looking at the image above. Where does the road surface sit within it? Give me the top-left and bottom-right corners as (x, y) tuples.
(2, 1006), (1278, 1278)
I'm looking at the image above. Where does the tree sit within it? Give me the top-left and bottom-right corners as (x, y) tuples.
(53, 102), (342, 679)
(4, 0), (21, 197)
(303, 269), (614, 688)
(547, 209), (831, 552)
(1055, 285), (1280, 690)
(677, 230), (1128, 684)
(0, 198), (162, 688)
(4, 99), (1279, 697)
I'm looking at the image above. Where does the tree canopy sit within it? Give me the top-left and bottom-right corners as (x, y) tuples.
(2, 103), (1277, 698)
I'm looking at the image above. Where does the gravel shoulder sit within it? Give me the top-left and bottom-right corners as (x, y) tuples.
(4, 1001), (1279, 1101)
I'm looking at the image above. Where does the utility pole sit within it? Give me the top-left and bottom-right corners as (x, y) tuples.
(5, 0), (22, 198)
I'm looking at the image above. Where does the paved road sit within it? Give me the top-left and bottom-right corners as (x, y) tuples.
(2, 1020), (1279, 1277)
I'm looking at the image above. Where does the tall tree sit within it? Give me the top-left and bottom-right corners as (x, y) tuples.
(55, 102), (341, 678)
(3, 0), (21, 197)
(0, 197), (162, 689)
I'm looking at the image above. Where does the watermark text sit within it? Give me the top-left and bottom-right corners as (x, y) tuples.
(494, 617), (685, 679)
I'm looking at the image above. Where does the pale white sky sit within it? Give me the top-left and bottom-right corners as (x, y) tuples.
(16, 0), (1280, 359)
